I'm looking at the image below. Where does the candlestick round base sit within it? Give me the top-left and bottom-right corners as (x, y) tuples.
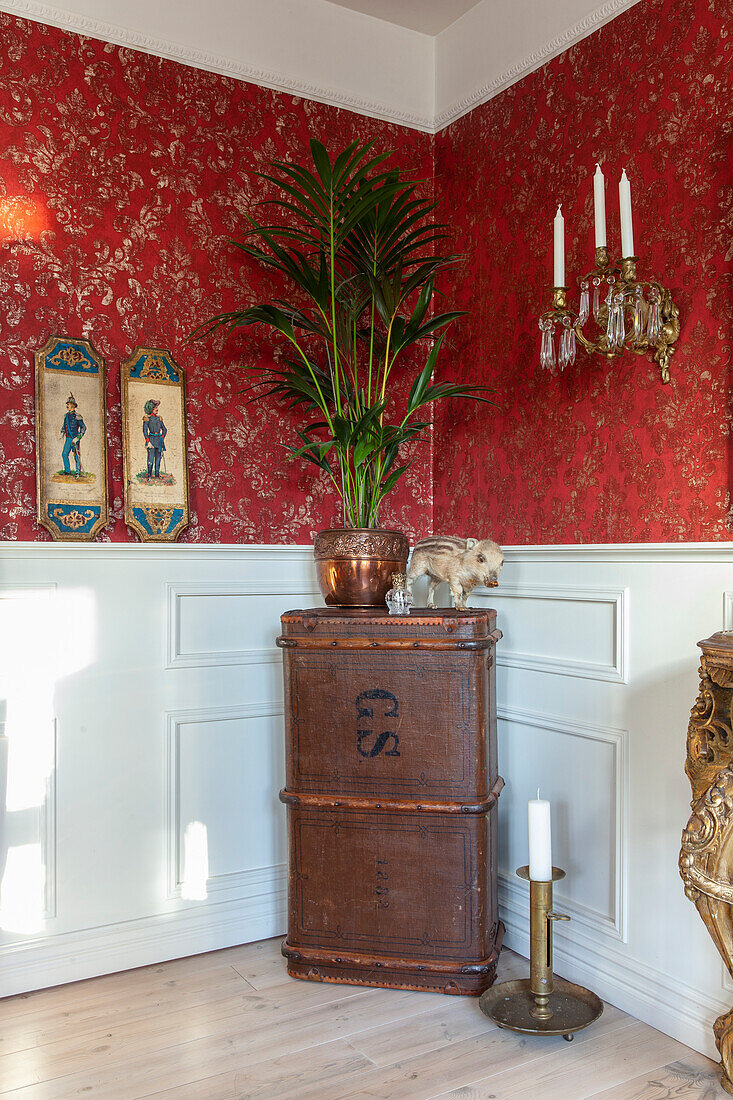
(479, 978), (603, 1039)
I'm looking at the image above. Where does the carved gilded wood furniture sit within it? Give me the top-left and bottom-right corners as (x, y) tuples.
(680, 631), (733, 1094)
(277, 607), (504, 994)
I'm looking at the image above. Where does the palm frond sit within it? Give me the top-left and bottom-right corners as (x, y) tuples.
(193, 139), (493, 527)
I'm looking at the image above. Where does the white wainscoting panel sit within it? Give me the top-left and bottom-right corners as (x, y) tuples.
(2, 538), (733, 1067)
(497, 705), (627, 942)
(489, 542), (733, 1062)
(0, 543), (315, 997)
(474, 583), (627, 682)
(165, 703), (286, 899)
(0, 586), (58, 938)
(166, 582), (322, 669)
(722, 963), (733, 995)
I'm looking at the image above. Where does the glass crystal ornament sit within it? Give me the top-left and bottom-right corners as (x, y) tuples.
(558, 315), (576, 370)
(633, 285), (645, 346)
(606, 290), (626, 351)
(538, 232), (680, 384)
(647, 286), (661, 344)
(578, 280), (590, 324)
(385, 572), (413, 615)
(539, 316), (557, 372)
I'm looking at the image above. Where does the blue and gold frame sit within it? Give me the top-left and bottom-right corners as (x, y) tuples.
(121, 347), (190, 542)
(34, 336), (109, 541)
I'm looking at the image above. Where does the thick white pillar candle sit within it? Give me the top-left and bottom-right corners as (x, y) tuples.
(553, 205), (565, 286)
(593, 164), (606, 248)
(619, 168), (634, 257)
(528, 791), (552, 881)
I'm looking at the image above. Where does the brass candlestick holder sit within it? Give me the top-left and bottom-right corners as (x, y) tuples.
(479, 866), (603, 1040)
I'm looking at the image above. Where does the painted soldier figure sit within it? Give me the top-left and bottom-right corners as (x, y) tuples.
(60, 393), (86, 475)
(143, 399), (167, 479)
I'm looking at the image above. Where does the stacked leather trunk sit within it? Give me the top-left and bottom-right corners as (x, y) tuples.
(277, 607), (503, 995)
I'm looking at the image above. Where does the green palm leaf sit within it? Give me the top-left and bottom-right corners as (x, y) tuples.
(192, 139), (494, 528)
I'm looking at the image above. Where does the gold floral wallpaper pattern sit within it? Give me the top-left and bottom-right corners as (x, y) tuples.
(1, 1), (730, 546)
(0, 12), (434, 542)
(433, 0), (732, 543)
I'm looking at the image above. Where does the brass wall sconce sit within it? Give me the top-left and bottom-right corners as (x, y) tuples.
(539, 167), (681, 383)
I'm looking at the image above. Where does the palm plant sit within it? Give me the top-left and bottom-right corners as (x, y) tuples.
(193, 139), (493, 529)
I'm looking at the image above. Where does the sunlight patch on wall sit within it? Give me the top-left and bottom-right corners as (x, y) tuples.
(181, 821), (209, 901)
(0, 587), (95, 936)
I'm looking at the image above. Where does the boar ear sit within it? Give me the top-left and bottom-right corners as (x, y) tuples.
(466, 538), (478, 550)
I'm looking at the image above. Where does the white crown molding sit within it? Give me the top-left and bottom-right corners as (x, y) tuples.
(0, 0), (642, 134)
(0, 0), (434, 132)
(434, 0), (643, 131)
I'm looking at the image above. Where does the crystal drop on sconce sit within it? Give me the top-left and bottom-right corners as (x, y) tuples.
(559, 327), (569, 371)
(579, 281), (590, 324)
(647, 288), (661, 344)
(559, 315), (575, 370)
(614, 292), (626, 351)
(548, 328), (557, 372)
(606, 298), (616, 345)
(633, 285), (645, 346)
(592, 277), (602, 321)
(539, 317), (556, 371)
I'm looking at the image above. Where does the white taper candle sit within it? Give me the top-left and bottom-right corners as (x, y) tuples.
(619, 168), (634, 257)
(528, 790), (552, 881)
(553, 205), (565, 286)
(593, 163), (606, 248)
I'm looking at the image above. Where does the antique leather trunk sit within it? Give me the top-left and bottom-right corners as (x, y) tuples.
(277, 607), (504, 995)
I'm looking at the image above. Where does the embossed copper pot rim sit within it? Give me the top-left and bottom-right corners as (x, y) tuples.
(313, 527), (409, 607)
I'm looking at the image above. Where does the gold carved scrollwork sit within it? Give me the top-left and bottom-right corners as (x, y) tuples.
(685, 656), (733, 803)
(680, 767), (733, 905)
(680, 635), (733, 1095)
(654, 286), (680, 385)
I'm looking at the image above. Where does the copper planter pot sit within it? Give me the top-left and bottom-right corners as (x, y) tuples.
(314, 528), (409, 607)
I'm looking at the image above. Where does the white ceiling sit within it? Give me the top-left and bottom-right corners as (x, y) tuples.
(324, 0), (481, 36)
(0, 0), (641, 131)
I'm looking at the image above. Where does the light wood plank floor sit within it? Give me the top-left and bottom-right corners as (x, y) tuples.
(0, 938), (725, 1099)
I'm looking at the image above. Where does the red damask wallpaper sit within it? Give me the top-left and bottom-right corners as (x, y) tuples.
(433, 0), (732, 543)
(0, 13), (434, 542)
(2, 2), (730, 545)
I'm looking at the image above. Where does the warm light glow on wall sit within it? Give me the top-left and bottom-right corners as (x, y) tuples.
(0, 195), (51, 241)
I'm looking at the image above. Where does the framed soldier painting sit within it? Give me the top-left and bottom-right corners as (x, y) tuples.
(34, 336), (109, 541)
(121, 347), (190, 542)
